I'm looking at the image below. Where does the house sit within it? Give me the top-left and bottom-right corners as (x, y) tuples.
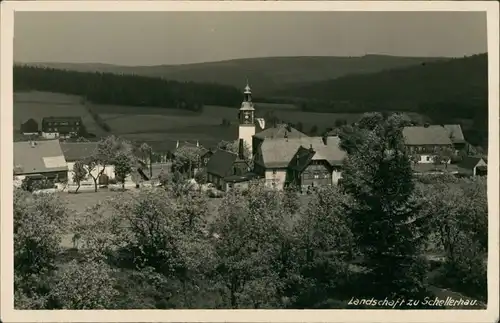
(14, 139), (68, 184)
(41, 116), (84, 139)
(200, 147), (218, 167)
(252, 123), (308, 157)
(60, 142), (117, 185)
(253, 135), (346, 190)
(402, 125), (455, 164)
(20, 118), (39, 135)
(287, 143), (343, 192)
(443, 124), (467, 152)
(206, 139), (254, 191)
(457, 156), (487, 177)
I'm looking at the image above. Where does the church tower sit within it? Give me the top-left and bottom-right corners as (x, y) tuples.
(238, 81), (255, 156)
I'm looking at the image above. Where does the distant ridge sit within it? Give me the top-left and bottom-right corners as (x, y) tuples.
(18, 55), (448, 94)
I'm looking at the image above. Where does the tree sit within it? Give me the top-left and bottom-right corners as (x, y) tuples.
(432, 146), (455, 170)
(334, 118), (347, 128)
(309, 125), (318, 136)
(173, 145), (203, 178)
(109, 188), (215, 306)
(217, 139), (253, 170)
(340, 112), (429, 300)
(211, 182), (294, 308)
(48, 259), (118, 309)
(139, 142), (153, 178)
(14, 188), (70, 309)
(114, 152), (134, 190)
(419, 177), (487, 300)
(72, 161), (87, 193)
(295, 121), (304, 132)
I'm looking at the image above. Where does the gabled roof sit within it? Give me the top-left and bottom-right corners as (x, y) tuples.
(458, 156), (486, 170)
(289, 146), (315, 172)
(255, 136), (346, 168)
(14, 140), (68, 175)
(60, 142), (99, 161)
(403, 126), (453, 146)
(206, 149), (238, 178)
(254, 123), (308, 140)
(443, 124), (466, 143)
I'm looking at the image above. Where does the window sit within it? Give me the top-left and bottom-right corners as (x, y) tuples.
(272, 169), (277, 175)
(426, 156), (431, 161)
(313, 172), (319, 179)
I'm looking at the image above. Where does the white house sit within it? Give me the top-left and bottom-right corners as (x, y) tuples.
(60, 142), (117, 185)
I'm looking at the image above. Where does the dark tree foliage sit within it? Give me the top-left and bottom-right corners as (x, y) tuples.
(14, 65), (243, 111)
(340, 112), (430, 301)
(273, 54), (488, 147)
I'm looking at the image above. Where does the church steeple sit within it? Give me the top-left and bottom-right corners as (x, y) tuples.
(244, 80), (252, 103)
(238, 80), (256, 157)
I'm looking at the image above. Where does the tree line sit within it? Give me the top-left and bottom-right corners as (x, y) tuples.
(14, 65), (244, 112)
(14, 112), (487, 309)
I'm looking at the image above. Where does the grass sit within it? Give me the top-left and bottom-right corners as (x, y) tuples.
(14, 91), (107, 137)
(14, 91), (367, 149)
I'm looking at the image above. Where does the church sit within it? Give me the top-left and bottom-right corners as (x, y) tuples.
(206, 82), (347, 192)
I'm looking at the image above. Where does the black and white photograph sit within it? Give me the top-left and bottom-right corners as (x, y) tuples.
(1, 1), (499, 322)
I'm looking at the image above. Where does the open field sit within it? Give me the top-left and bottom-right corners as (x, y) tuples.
(14, 91), (371, 149)
(14, 91), (107, 137)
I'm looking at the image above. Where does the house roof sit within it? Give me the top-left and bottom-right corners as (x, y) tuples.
(42, 116), (82, 123)
(256, 136), (346, 168)
(254, 123), (308, 140)
(458, 156), (486, 170)
(14, 140), (68, 175)
(443, 124), (466, 143)
(289, 146), (315, 172)
(206, 149), (238, 178)
(224, 172), (258, 183)
(403, 126), (453, 146)
(60, 142), (99, 161)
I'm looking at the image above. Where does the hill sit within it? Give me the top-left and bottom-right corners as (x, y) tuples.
(14, 65), (243, 111)
(23, 55), (447, 94)
(273, 54), (488, 146)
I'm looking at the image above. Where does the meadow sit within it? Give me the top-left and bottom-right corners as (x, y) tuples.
(14, 91), (365, 149)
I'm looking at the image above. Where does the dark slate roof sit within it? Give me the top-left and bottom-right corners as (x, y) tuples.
(254, 123), (308, 140)
(60, 142), (99, 161)
(206, 149), (238, 178)
(255, 136), (346, 168)
(443, 124), (466, 143)
(14, 140), (68, 175)
(224, 172), (258, 183)
(42, 116), (83, 123)
(403, 126), (453, 146)
(289, 146), (315, 172)
(458, 156), (486, 170)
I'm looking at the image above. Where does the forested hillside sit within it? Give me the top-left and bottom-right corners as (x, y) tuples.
(14, 65), (243, 112)
(274, 54), (489, 147)
(25, 55), (446, 94)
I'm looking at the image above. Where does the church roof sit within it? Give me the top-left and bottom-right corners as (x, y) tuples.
(255, 136), (346, 168)
(254, 124), (308, 140)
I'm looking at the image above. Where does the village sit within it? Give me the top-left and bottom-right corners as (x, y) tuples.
(14, 83), (487, 196)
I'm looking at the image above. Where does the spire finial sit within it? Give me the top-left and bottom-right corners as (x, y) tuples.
(244, 79), (251, 94)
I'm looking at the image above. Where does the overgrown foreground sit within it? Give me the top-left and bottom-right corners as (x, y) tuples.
(14, 114), (487, 309)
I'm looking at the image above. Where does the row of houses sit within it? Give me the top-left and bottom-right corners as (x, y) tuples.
(199, 83), (487, 192)
(13, 140), (133, 188)
(20, 116), (85, 139)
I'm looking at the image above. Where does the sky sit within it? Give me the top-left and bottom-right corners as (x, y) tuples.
(14, 11), (487, 66)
